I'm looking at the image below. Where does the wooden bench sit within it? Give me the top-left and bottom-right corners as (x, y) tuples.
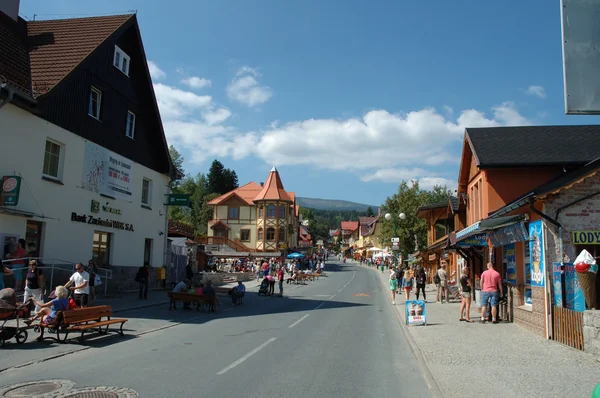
(214, 286), (245, 305)
(36, 305), (128, 344)
(168, 292), (215, 312)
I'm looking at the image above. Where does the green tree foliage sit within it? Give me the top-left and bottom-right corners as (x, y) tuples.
(366, 206), (375, 217)
(379, 180), (451, 258)
(207, 160), (239, 195)
(300, 208), (368, 241)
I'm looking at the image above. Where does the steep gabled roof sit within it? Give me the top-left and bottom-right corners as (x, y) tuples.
(358, 216), (377, 235)
(341, 221), (359, 232)
(254, 167), (293, 202)
(27, 14), (133, 97)
(208, 182), (263, 206)
(465, 125), (600, 168)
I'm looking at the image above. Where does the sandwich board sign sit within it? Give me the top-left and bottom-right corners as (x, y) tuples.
(405, 300), (427, 326)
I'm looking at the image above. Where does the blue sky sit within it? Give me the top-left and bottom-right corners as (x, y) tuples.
(20, 0), (600, 207)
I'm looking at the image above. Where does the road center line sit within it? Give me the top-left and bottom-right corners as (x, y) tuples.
(288, 314), (310, 328)
(217, 337), (276, 375)
(314, 301), (326, 310)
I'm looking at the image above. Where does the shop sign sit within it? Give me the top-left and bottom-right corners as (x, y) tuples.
(405, 300), (427, 326)
(552, 262), (586, 311)
(0, 176), (21, 206)
(428, 253), (437, 261)
(82, 142), (133, 199)
(71, 212), (134, 232)
(571, 231), (600, 244)
(489, 222), (529, 247)
(456, 233), (488, 247)
(90, 200), (122, 215)
(529, 220), (545, 287)
(165, 194), (190, 206)
(503, 243), (517, 284)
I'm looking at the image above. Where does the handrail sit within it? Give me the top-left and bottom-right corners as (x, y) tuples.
(195, 236), (255, 252)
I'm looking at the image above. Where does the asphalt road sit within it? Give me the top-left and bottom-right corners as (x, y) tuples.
(0, 262), (432, 398)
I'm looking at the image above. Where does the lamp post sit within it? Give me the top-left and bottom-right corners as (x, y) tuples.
(385, 212), (406, 267)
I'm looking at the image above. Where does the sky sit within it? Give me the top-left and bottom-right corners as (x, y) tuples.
(19, 0), (600, 207)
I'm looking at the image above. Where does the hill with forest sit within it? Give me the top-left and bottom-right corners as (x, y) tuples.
(296, 197), (378, 212)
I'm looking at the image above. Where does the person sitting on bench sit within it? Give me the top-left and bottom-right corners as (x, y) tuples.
(230, 280), (245, 304)
(173, 280), (191, 309)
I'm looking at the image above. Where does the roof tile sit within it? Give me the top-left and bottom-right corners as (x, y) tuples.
(254, 167), (293, 202)
(0, 13), (33, 99)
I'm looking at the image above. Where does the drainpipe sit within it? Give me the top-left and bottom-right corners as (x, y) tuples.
(0, 86), (15, 111)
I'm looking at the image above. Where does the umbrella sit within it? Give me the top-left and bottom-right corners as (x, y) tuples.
(287, 252), (305, 259)
(367, 247), (383, 252)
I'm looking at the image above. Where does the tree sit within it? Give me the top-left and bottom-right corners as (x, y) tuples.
(366, 206), (375, 217)
(198, 192), (220, 235)
(378, 180), (449, 259)
(169, 145), (185, 189)
(207, 159), (239, 195)
(222, 169), (239, 193)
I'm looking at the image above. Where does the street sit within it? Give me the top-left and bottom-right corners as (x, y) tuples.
(0, 263), (434, 398)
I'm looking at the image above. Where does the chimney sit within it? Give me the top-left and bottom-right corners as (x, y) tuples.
(0, 0), (20, 21)
(260, 182), (264, 187)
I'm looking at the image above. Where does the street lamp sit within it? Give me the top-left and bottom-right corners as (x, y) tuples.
(385, 212), (406, 238)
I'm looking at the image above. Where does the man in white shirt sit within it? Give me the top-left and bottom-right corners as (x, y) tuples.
(65, 263), (90, 308)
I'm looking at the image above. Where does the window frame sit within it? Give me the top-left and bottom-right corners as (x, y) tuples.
(144, 238), (153, 265)
(267, 205), (276, 218)
(88, 87), (102, 120)
(240, 229), (251, 242)
(228, 206), (239, 220)
(257, 227), (264, 241)
(42, 139), (64, 180)
(113, 45), (131, 76)
(278, 227), (286, 242)
(279, 205), (286, 218)
(141, 178), (152, 206)
(126, 110), (136, 139)
(266, 227), (276, 242)
(92, 230), (112, 266)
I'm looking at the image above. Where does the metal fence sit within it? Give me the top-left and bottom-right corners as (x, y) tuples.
(1, 257), (113, 298)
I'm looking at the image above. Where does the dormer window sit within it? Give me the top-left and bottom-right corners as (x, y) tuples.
(113, 45), (130, 76)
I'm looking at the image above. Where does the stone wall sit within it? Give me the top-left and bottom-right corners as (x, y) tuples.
(583, 311), (600, 359)
(513, 286), (546, 337)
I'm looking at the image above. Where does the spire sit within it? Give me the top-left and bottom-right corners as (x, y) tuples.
(254, 167), (292, 202)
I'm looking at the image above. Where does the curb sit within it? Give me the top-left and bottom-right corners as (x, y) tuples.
(366, 265), (445, 398)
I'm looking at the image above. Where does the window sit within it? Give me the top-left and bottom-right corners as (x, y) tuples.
(278, 227), (286, 242)
(126, 111), (136, 139)
(92, 231), (111, 266)
(229, 207), (239, 219)
(266, 227), (275, 241)
(113, 45), (130, 75)
(141, 178), (152, 206)
(279, 205), (285, 218)
(89, 87), (102, 119)
(144, 238), (153, 265)
(240, 229), (250, 241)
(43, 139), (62, 179)
(267, 205), (276, 218)
(258, 228), (263, 240)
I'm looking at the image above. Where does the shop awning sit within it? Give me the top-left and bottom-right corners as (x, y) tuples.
(0, 207), (38, 218)
(452, 215), (527, 247)
(210, 251), (282, 258)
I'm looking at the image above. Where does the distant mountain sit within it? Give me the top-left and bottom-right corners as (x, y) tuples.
(296, 197), (379, 212)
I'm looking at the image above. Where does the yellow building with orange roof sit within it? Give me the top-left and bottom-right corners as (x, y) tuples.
(207, 167), (299, 252)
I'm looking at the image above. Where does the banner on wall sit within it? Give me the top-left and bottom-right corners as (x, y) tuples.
(503, 243), (517, 284)
(529, 220), (545, 287)
(552, 262), (586, 311)
(82, 141), (133, 200)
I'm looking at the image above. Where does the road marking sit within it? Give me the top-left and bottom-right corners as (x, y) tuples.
(288, 314), (310, 328)
(217, 337), (276, 375)
(314, 302), (326, 310)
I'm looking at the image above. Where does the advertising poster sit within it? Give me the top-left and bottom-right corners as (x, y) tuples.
(405, 300), (427, 325)
(82, 141), (133, 199)
(552, 262), (586, 311)
(503, 243), (517, 284)
(529, 220), (545, 287)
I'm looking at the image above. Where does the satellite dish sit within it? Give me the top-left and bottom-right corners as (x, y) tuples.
(0, 75), (7, 88)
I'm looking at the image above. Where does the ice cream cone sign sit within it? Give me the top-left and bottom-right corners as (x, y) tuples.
(574, 249), (598, 309)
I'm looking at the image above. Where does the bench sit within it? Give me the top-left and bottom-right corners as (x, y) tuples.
(214, 286), (245, 305)
(168, 292), (215, 312)
(36, 305), (128, 344)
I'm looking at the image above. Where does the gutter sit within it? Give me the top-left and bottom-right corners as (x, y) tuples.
(0, 86), (15, 111)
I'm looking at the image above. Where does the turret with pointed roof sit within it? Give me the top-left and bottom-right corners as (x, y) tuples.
(253, 167), (293, 203)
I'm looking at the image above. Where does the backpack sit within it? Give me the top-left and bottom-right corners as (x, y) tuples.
(434, 271), (441, 285)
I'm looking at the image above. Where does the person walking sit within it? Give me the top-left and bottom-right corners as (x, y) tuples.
(277, 266), (285, 297)
(389, 271), (398, 304)
(24, 260), (44, 314)
(414, 266), (426, 301)
(65, 263), (90, 308)
(480, 262), (503, 324)
(136, 263), (150, 300)
(459, 267), (474, 322)
(402, 269), (413, 301)
(87, 260), (99, 304)
(436, 262), (449, 303)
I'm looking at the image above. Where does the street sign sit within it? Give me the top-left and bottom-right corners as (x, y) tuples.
(0, 176), (21, 206)
(391, 237), (399, 243)
(392, 245), (399, 251)
(165, 193), (190, 206)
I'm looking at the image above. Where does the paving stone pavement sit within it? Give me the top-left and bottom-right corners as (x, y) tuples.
(367, 263), (600, 398)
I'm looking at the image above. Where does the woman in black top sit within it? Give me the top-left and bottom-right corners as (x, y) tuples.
(24, 260), (44, 313)
(414, 267), (426, 301)
(459, 267), (473, 322)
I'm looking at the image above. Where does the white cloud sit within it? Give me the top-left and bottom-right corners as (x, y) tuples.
(227, 66), (272, 107)
(181, 76), (212, 90)
(202, 108), (232, 125)
(153, 83), (212, 120)
(148, 61), (166, 80)
(418, 177), (457, 191)
(525, 85), (546, 99)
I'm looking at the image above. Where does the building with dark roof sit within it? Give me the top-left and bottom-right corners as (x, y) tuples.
(0, 3), (178, 288)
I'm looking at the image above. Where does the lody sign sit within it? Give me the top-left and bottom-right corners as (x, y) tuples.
(0, 176), (21, 206)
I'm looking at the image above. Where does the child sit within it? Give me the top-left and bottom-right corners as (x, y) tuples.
(389, 272), (398, 305)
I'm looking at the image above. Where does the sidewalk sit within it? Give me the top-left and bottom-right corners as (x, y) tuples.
(372, 266), (600, 398)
